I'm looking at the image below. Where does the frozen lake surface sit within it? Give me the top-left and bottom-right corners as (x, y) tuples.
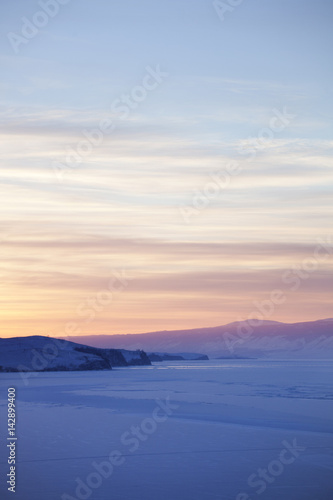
(1, 359), (333, 500)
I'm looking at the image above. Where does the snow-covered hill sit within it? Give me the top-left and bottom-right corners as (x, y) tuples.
(63, 319), (333, 359)
(0, 336), (151, 372)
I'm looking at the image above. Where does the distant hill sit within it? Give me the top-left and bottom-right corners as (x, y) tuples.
(61, 318), (333, 359)
(147, 352), (209, 362)
(0, 336), (151, 373)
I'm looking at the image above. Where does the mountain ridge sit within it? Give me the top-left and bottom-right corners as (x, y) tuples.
(56, 318), (333, 359)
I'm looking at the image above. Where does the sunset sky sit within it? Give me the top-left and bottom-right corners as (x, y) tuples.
(0, 0), (332, 338)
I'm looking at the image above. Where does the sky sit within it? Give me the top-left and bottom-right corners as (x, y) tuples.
(0, 0), (332, 338)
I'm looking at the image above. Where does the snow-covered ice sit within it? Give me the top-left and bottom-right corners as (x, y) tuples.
(0, 359), (332, 500)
